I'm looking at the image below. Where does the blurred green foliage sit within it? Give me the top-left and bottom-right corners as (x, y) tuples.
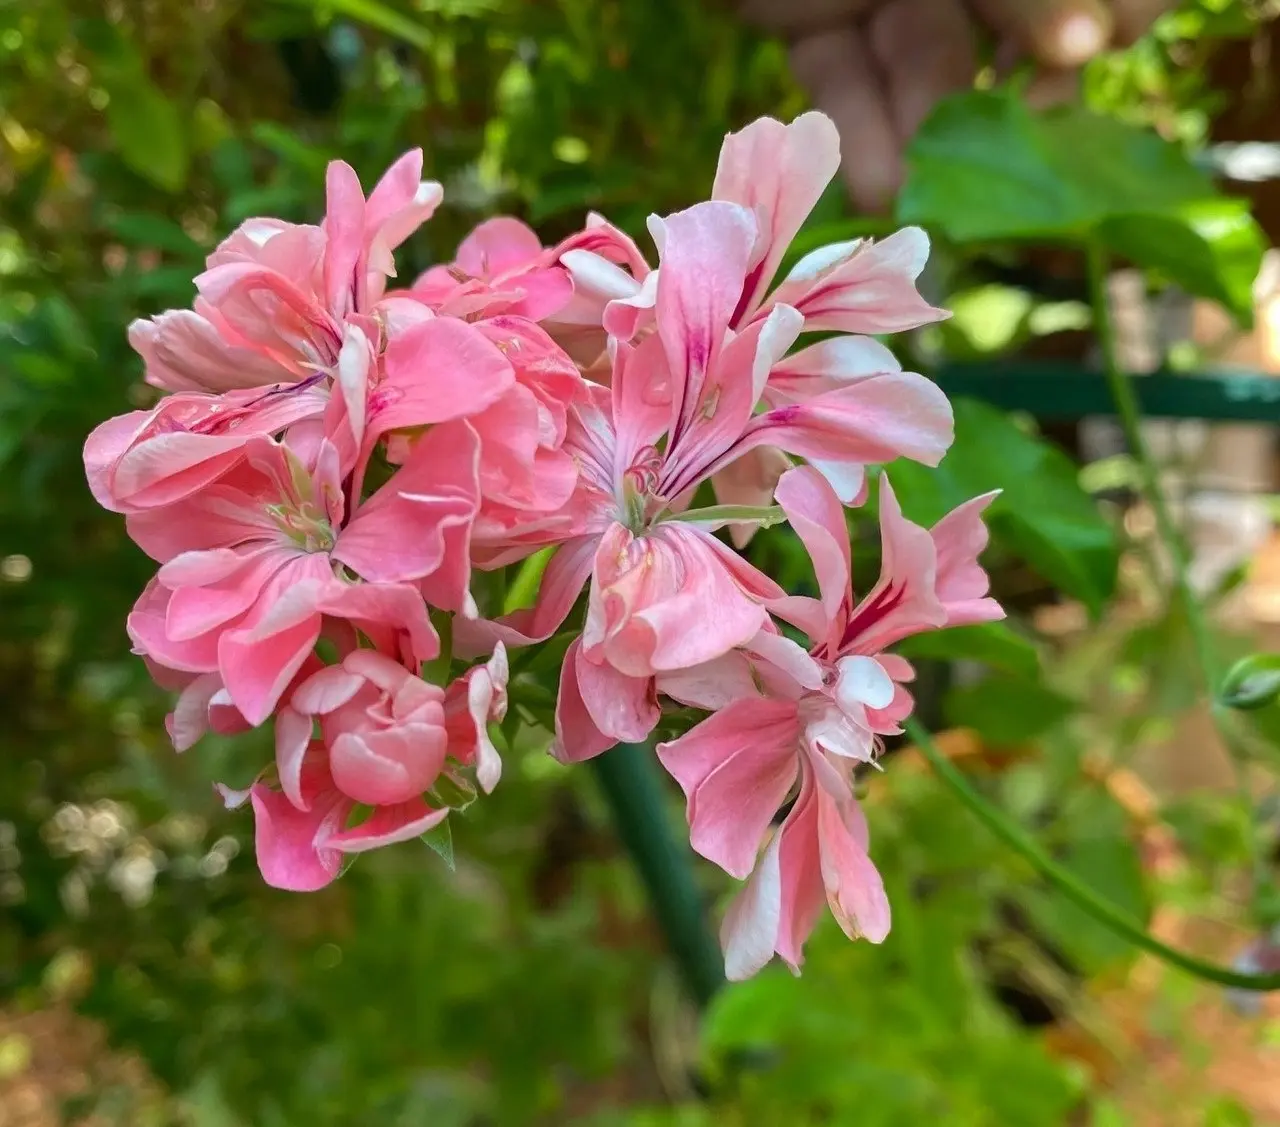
(2, 0), (1279, 1124)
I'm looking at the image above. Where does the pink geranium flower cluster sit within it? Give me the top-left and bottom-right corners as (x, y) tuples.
(84, 113), (1002, 978)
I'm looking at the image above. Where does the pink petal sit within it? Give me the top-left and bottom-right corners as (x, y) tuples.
(659, 303), (803, 498)
(841, 475), (948, 654)
(657, 696), (799, 879)
(274, 707), (315, 809)
(313, 580), (440, 668)
(335, 419), (479, 584)
(487, 534), (597, 647)
(554, 214), (652, 278)
(721, 831), (783, 982)
(656, 650), (760, 711)
(654, 201), (758, 443)
(774, 466), (852, 645)
(551, 637), (619, 763)
(128, 581), (221, 674)
(443, 643), (508, 794)
(748, 630), (825, 692)
(931, 491), (1003, 627)
(587, 523), (775, 678)
(365, 149), (441, 256)
(766, 335), (901, 405)
(329, 723), (448, 806)
(740, 370), (954, 487)
(456, 216), (544, 278)
(328, 799), (448, 853)
(290, 664), (366, 716)
(217, 566), (330, 726)
(249, 783), (347, 892)
(129, 310), (285, 393)
(712, 111), (842, 320)
(375, 317), (514, 441)
(773, 770), (827, 970)
(503, 266), (575, 322)
(816, 784), (890, 943)
(610, 334), (672, 470)
(167, 672), (223, 752)
(195, 261), (339, 374)
(575, 641), (659, 744)
(765, 227), (947, 336)
(322, 159), (367, 316)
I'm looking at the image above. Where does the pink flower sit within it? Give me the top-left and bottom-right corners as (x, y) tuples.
(443, 643), (509, 794)
(713, 113), (945, 339)
(129, 147), (437, 399)
(230, 645), (508, 892)
(236, 744), (449, 892)
(132, 151), (441, 393)
(412, 213), (650, 368)
(412, 216), (575, 322)
(470, 200), (949, 758)
(126, 428), (474, 724)
(573, 113), (946, 354)
(656, 466), (1001, 977)
(276, 650), (450, 808)
(84, 383), (328, 514)
(563, 113), (948, 515)
(462, 316), (588, 561)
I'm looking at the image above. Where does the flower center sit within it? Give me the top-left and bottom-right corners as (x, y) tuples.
(267, 500), (336, 553)
(620, 445), (665, 532)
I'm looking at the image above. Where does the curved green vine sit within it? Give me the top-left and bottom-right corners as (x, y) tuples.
(904, 717), (1280, 991)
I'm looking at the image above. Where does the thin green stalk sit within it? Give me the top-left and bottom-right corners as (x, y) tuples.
(1085, 237), (1266, 904)
(905, 718), (1280, 991)
(590, 743), (725, 1008)
(1084, 238), (1219, 689)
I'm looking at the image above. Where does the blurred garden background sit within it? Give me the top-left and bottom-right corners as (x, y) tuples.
(6, 0), (1280, 1123)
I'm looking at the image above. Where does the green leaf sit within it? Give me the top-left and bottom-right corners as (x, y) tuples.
(1220, 653), (1280, 710)
(944, 675), (1075, 747)
(426, 769), (476, 811)
(103, 211), (204, 257)
(504, 546), (555, 615)
(420, 819), (455, 870)
(894, 622), (1041, 681)
(78, 18), (189, 192)
(898, 89), (1262, 324)
(1026, 832), (1150, 973)
(1204, 1097), (1255, 1127)
(1023, 787), (1151, 973)
(890, 398), (1119, 615)
(1099, 200), (1264, 326)
(102, 71), (189, 192)
(270, 0), (446, 50)
(899, 89), (1213, 241)
(899, 90), (1088, 240)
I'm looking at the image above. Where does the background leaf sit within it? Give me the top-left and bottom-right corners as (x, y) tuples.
(895, 623), (1042, 681)
(102, 70), (189, 192)
(944, 676), (1076, 747)
(891, 398), (1120, 615)
(898, 89), (1263, 324)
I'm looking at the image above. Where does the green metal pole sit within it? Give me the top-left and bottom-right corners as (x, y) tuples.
(590, 742), (725, 1008)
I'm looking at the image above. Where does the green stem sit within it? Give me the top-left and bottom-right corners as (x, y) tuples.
(665, 504), (790, 529)
(590, 743), (725, 1008)
(1084, 238), (1219, 690)
(1085, 237), (1265, 904)
(905, 718), (1280, 991)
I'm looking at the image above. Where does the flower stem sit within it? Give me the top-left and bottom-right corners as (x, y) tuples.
(590, 743), (725, 1007)
(1084, 237), (1266, 907)
(904, 717), (1280, 991)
